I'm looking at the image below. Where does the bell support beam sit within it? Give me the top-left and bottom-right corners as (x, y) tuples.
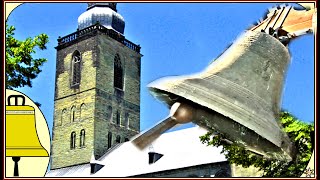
(250, 4), (316, 42)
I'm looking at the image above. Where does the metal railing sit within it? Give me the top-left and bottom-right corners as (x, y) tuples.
(57, 23), (141, 53)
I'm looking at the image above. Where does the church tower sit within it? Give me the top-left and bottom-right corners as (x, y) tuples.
(51, 3), (142, 169)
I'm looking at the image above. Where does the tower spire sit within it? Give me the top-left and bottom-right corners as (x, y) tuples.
(87, 3), (117, 12)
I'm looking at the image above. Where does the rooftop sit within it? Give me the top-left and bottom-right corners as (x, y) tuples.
(46, 126), (227, 177)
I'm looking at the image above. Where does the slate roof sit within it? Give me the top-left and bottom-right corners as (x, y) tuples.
(46, 126), (227, 177)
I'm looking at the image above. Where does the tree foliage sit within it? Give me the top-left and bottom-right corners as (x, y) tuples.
(200, 111), (314, 177)
(5, 24), (49, 89)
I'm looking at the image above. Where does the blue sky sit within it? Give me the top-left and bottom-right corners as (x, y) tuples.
(6, 2), (315, 137)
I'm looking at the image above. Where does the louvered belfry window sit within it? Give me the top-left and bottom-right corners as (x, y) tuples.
(72, 51), (81, 87)
(114, 54), (123, 89)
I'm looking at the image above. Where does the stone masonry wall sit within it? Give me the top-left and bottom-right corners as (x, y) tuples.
(51, 90), (95, 169)
(93, 33), (141, 158)
(51, 32), (142, 168)
(51, 36), (98, 169)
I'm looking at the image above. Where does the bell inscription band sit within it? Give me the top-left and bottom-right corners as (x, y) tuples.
(6, 95), (49, 176)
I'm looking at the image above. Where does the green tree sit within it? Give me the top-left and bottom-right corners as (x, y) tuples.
(200, 111), (314, 177)
(5, 24), (49, 89)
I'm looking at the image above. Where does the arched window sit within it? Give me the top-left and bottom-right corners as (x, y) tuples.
(114, 54), (123, 89)
(58, 109), (66, 126)
(80, 103), (86, 120)
(116, 135), (121, 143)
(70, 131), (76, 149)
(116, 110), (120, 125)
(124, 112), (129, 129)
(71, 51), (81, 87)
(80, 129), (85, 148)
(108, 132), (112, 149)
(61, 108), (68, 125)
(71, 106), (76, 122)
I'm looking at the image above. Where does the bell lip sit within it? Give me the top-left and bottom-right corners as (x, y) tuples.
(148, 73), (201, 94)
(148, 75), (192, 107)
(6, 148), (49, 157)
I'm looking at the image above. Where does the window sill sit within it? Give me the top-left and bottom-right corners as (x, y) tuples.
(70, 84), (80, 89)
(114, 88), (124, 98)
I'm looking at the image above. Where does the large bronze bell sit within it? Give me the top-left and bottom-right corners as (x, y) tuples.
(133, 31), (296, 161)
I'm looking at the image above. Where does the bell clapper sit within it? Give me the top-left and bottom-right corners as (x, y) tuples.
(170, 102), (195, 124)
(12, 157), (21, 177)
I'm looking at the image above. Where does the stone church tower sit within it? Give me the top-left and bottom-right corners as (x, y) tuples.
(50, 3), (142, 169)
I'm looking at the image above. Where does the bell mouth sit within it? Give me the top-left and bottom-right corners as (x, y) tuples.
(149, 88), (177, 107)
(148, 76), (188, 107)
(148, 74), (197, 104)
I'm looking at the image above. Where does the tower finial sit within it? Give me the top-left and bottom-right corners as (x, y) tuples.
(87, 3), (117, 12)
